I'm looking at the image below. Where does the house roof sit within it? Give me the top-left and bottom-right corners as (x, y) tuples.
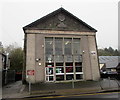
(99, 56), (120, 69)
(23, 7), (97, 32)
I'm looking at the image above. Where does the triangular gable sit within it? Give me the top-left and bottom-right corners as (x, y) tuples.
(23, 8), (97, 32)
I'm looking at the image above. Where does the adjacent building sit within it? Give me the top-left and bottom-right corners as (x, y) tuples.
(0, 53), (8, 71)
(23, 8), (100, 83)
(99, 56), (120, 73)
(0, 53), (11, 85)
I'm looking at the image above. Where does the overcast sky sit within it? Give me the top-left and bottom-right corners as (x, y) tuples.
(0, 0), (119, 49)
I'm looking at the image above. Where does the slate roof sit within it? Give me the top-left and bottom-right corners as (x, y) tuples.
(99, 56), (120, 69)
(23, 7), (97, 32)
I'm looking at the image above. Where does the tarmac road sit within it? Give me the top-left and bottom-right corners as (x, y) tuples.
(3, 91), (120, 100)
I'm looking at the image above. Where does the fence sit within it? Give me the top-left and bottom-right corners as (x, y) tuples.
(2, 70), (15, 85)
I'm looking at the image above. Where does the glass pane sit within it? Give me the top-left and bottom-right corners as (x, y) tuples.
(66, 62), (73, 66)
(66, 74), (74, 80)
(74, 55), (82, 62)
(56, 63), (63, 66)
(73, 38), (80, 54)
(75, 62), (82, 72)
(56, 67), (64, 73)
(46, 68), (53, 75)
(46, 63), (54, 67)
(76, 74), (83, 80)
(75, 62), (82, 67)
(45, 37), (53, 55)
(56, 75), (64, 81)
(66, 67), (73, 73)
(64, 38), (72, 55)
(46, 76), (54, 81)
(65, 55), (73, 62)
(55, 38), (63, 55)
(55, 55), (63, 62)
(76, 67), (82, 72)
(46, 55), (54, 62)
(49, 76), (53, 81)
(46, 76), (49, 81)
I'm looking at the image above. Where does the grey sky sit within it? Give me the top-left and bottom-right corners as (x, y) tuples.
(0, 0), (118, 49)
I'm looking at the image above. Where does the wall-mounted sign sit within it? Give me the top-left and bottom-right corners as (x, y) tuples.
(91, 51), (96, 55)
(27, 70), (34, 75)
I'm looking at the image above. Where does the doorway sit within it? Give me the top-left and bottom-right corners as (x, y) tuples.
(45, 67), (54, 81)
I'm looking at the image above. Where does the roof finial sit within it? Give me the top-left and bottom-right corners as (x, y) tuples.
(61, 5), (63, 8)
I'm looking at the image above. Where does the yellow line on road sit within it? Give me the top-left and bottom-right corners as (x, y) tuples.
(71, 91), (120, 97)
(42, 96), (66, 98)
(22, 91), (120, 100)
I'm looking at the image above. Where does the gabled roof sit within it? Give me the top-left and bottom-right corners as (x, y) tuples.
(23, 7), (97, 32)
(99, 56), (120, 69)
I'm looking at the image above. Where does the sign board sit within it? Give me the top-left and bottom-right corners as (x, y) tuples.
(91, 51), (96, 55)
(27, 70), (34, 75)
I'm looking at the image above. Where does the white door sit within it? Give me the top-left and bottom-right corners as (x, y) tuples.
(45, 67), (54, 82)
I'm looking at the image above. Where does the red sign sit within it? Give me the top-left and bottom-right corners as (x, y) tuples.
(27, 70), (34, 75)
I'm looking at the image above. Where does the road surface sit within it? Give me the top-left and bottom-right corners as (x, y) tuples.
(3, 91), (120, 100)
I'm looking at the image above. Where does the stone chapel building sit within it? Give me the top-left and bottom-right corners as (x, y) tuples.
(23, 8), (100, 83)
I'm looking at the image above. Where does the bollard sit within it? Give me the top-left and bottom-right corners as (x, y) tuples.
(99, 78), (104, 90)
(72, 78), (74, 89)
(29, 81), (31, 95)
(108, 77), (111, 88)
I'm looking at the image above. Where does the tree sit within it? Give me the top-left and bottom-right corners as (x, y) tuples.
(9, 47), (23, 71)
(98, 47), (120, 56)
(108, 47), (114, 54)
(4, 42), (19, 54)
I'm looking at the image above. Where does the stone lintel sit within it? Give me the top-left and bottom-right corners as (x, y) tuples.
(25, 30), (96, 36)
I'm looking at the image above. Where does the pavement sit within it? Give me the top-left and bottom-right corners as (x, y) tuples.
(2, 78), (120, 99)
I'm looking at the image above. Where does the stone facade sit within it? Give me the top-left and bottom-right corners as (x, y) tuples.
(23, 8), (100, 83)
